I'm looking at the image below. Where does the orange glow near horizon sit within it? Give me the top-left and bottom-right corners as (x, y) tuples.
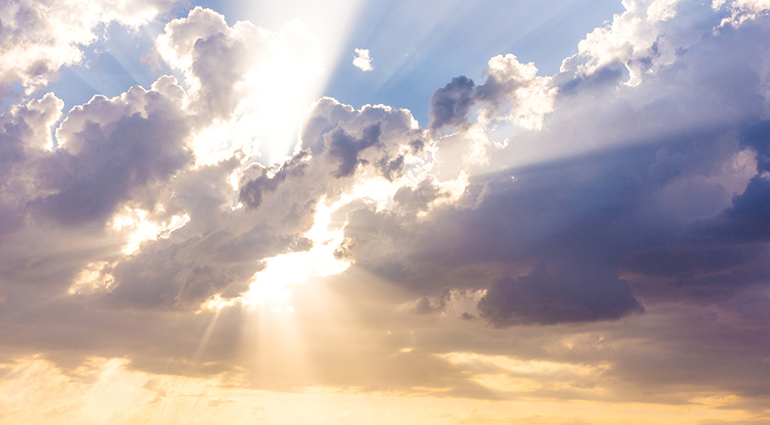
(0, 355), (765, 425)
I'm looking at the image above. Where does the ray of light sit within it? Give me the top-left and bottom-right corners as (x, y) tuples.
(231, 0), (369, 162)
(193, 309), (222, 363)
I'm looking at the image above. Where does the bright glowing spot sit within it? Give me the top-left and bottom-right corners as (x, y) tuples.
(68, 261), (116, 295)
(229, 169), (242, 191)
(420, 171), (469, 215)
(188, 19), (326, 166)
(112, 208), (190, 255)
(158, 12), (326, 166)
(238, 196), (352, 310)
(189, 117), (261, 167)
(231, 0), (371, 162)
(352, 48), (373, 71)
(198, 294), (238, 313)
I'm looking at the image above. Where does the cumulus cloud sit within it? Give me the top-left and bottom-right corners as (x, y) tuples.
(0, 92), (62, 235)
(0, 0), (176, 94)
(32, 78), (191, 226)
(352, 48), (373, 71)
(350, 0), (770, 336)
(716, 0), (770, 25)
(429, 54), (555, 132)
(156, 7), (324, 164)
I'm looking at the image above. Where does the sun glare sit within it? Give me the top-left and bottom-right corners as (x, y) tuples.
(233, 0), (368, 164)
(239, 196), (352, 310)
(111, 207), (190, 255)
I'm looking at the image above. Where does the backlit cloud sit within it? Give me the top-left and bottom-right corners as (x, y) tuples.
(0, 0), (175, 95)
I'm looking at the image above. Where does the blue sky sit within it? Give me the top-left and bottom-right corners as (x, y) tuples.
(47, 0), (624, 133)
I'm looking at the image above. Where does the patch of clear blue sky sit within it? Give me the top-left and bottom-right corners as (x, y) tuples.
(42, 0), (622, 129)
(43, 4), (190, 114)
(321, 0), (623, 127)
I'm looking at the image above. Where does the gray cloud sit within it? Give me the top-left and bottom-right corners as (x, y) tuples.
(429, 76), (476, 132)
(326, 123), (382, 177)
(429, 54), (554, 132)
(478, 264), (643, 326)
(32, 86), (192, 226)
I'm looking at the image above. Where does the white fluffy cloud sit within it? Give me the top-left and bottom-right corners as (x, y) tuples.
(559, 0), (709, 85)
(352, 48), (373, 71)
(0, 0), (176, 94)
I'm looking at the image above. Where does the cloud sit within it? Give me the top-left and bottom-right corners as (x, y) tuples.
(0, 92), (63, 237)
(478, 264), (643, 326)
(0, 0), (176, 95)
(429, 54), (555, 132)
(429, 76), (476, 132)
(346, 1), (770, 334)
(352, 48), (373, 71)
(32, 78), (192, 226)
(716, 0), (770, 25)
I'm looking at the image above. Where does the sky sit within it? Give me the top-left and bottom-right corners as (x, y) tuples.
(1, 0), (770, 424)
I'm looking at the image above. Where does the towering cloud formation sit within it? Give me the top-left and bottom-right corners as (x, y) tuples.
(156, 6), (325, 164)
